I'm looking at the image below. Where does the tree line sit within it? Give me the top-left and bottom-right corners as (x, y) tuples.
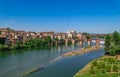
(0, 36), (54, 52)
(105, 31), (120, 56)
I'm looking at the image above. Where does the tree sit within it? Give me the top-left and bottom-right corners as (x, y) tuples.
(105, 34), (111, 51)
(87, 35), (91, 39)
(82, 32), (89, 35)
(105, 31), (120, 56)
(82, 32), (91, 40)
(113, 31), (120, 46)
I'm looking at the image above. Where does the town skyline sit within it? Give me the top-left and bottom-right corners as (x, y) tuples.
(0, 27), (105, 47)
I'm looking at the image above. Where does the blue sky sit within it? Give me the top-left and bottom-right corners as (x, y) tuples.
(0, 0), (120, 33)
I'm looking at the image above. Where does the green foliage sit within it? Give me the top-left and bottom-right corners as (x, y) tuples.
(113, 31), (120, 46)
(108, 47), (117, 56)
(101, 63), (106, 68)
(105, 34), (111, 50)
(97, 63), (101, 69)
(74, 57), (120, 77)
(82, 32), (89, 35)
(0, 36), (53, 51)
(113, 65), (118, 72)
(0, 44), (9, 51)
(90, 65), (94, 69)
(92, 60), (98, 66)
(102, 69), (106, 74)
(24, 36), (52, 48)
(105, 31), (120, 56)
(106, 65), (111, 72)
(82, 32), (91, 39)
(87, 35), (91, 39)
(89, 69), (95, 74)
(68, 40), (72, 45)
(99, 36), (104, 39)
(9, 46), (16, 50)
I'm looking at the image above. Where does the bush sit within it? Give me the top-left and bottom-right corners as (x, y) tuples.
(108, 58), (115, 64)
(107, 46), (117, 56)
(102, 58), (107, 61)
(113, 65), (118, 72)
(89, 69), (95, 74)
(91, 65), (94, 69)
(102, 69), (106, 74)
(96, 62), (103, 69)
(106, 65), (111, 72)
(101, 63), (106, 68)
(92, 60), (98, 66)
(9, 46), (16, 50)
(97, 64), (101, 69)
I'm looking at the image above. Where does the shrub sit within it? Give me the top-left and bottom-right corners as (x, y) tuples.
(106, 65), (111, 72)
(91, 65), (94, 69)
(102, 58), (107, 61)
(92, 60), (98, 66)
(96, 62), (104, 69)
(9, 46), (16, 50)
(102, 69), (106, 74)
(101, 63), (106, 68)
(97, 64), (101, 69)
(113, 65), (118, 72)
(89, 69), (95, 74)
(108, 46), (117, 56)
(108, 58), (115, 64)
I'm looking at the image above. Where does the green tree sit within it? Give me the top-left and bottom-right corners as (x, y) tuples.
(105, 34), (111, 51)
(99, 36), (104, 39)
(82, 32), (91, 39)
(113, 31), (120, 46)
(105, 31), (120, 55)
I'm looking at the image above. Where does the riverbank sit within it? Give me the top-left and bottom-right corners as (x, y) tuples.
(74, 55), (120, 77)
(62, 46), (101, 57)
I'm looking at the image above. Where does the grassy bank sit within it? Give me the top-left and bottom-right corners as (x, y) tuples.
(74, 55), (120, 77)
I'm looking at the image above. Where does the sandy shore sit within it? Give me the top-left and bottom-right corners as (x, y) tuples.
(62, 46), (101, 57)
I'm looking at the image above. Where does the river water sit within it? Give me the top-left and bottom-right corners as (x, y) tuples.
(0, 43), (105, 77)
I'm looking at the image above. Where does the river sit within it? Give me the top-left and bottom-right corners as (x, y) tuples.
(0, 43), (105, 77)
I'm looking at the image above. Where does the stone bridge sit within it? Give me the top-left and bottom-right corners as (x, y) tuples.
(65, 34), (106, 46)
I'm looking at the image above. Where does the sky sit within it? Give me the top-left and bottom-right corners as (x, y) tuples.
(0, 0), (120, 33)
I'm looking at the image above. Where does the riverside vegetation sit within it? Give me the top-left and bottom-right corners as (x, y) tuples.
(74, 56), (120, 77)
(0, 36), (71, 52)
(0, 36), (74, 52)
(105, 31), (120, 56)
(0, 36), (52, 52)
(74, 31), (120, 77)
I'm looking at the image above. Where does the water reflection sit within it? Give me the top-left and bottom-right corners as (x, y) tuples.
(0, 43), (81, 77)
(0, 42), (104, 77)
